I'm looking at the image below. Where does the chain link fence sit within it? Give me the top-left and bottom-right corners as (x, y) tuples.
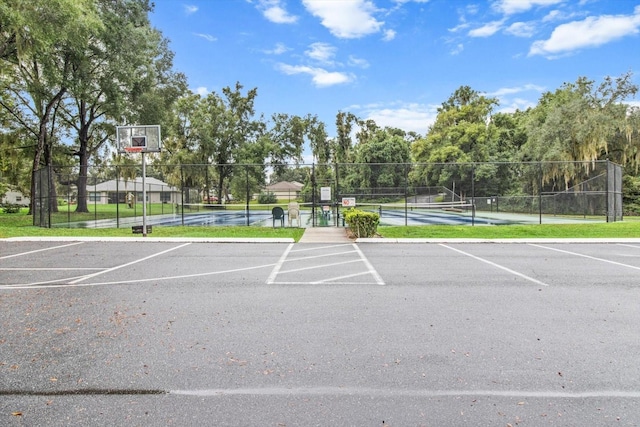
(33, 160), (623, 228)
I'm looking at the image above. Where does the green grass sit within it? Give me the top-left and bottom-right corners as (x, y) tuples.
(0, 208), (305, 240)
(2, 208), (639, 240)
(379, 219), (640, 239)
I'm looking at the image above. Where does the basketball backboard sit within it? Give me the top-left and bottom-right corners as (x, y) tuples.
(117, 125), (161, 153)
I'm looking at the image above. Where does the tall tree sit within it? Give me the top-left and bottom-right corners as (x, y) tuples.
(0, 0), (100, 215)
(522, 73), (639, 189)
(410, 86), (498, 197)
(60, 0), (178, 213)
(190, 82), (265, 203)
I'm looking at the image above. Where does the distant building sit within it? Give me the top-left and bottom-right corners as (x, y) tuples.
(1, 188), (30, 206)
(263, 181), (304, 201)
(87, 177), (180, 204)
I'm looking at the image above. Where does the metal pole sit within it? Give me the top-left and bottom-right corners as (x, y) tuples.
(471, 164), (475, 226)
(142, 152), (147, 236)
(539, 162), (543, 225)
(245, 165), (250, 226)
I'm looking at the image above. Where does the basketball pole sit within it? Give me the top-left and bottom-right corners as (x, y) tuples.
(142, 152), (147, 237)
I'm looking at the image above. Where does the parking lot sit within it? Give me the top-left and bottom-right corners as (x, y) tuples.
(1, 238), (639, 426)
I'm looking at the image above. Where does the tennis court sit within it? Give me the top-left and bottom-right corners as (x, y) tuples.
(57, 200), (600, 230)
(1, 238), (639, 425)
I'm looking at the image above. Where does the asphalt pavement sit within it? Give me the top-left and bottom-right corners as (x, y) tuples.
(1, 238), (640, 426)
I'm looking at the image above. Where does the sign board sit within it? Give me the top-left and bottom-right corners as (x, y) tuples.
(342, 197), (356, 207)
(320, 187), (331, 201)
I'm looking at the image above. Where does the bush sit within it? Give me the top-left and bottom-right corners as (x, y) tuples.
(343, 208), (380, 238)
(257, 192), (277, 204)
(2, 203), (22, 214)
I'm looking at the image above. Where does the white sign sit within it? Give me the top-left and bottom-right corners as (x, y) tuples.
(321, 187), (331, 201)
(342, 197), (356, 207)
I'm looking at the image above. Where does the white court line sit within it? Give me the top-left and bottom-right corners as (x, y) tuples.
(530, 243), (640, 271)
(170, 387), (640, 399)
(69, 243), (192, 284)
(439, 244), (549, 287)
(266, 243), (294, 284)
(0, 241), (84, 260)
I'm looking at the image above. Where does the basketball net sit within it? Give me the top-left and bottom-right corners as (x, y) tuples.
(124, 147), (143, 153)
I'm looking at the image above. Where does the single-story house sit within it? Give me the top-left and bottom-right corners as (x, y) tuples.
(262, 181), (304, 201)
(88, 177), (180, 204)
(1, 188), (30, 206)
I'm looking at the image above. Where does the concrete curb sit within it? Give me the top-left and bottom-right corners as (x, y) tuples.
(2, 236), (295, 243)
(355, 237), (640, 243)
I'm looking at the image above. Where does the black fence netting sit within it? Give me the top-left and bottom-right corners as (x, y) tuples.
(33, 160), (623, 228)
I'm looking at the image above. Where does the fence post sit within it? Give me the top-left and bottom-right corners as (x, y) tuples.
(539, 162), (543, 224)
(245, 165), (250, 226)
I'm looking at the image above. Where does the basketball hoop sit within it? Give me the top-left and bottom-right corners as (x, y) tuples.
(124, 146), (143, 153)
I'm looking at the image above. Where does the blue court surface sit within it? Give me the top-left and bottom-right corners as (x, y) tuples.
(59, 206), (598, 229)
(1, 239), (639, 425)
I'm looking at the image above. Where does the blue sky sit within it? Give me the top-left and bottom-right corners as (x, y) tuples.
(149, 0), (640, 137)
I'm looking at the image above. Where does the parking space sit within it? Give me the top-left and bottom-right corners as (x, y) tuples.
(1, 239), (640, 425)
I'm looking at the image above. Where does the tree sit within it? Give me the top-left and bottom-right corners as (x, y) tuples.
(522, 73), (639, 190)
(189, 82), (266, 203)
(0, 0), (101, 215)
(350, 127), (412, 199)
(60, 0), (177, 213)
(410, 86), (498, 197)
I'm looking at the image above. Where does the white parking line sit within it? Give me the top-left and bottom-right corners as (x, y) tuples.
(530, 243), (640, 271)
(618, 243), (640, 249)
(69, 243), (192, 284)
(352, 244), (385, 286)
(267, 243), (385, 286)
(0, 241), (84, 260)
(439, 244), (549, 287)
(266, 243), (294, 284)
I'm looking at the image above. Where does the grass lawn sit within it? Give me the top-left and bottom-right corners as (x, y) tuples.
(2, 208), (639, 241)
(378, 219), (640, 239)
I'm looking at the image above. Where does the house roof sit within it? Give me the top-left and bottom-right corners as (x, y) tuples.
(91, 177), (178, 192)
(265, 181), (304, 192)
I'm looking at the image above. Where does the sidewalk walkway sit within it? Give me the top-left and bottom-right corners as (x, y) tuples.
(298, 227), (352, 243)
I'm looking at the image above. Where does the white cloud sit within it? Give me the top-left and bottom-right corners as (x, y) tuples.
(450, 43), (464, 55)
(348, 55), (370, 69)
(505, 21), (536, 37)
(382, 29), (397, 41)
(529, 9), (640, 57)
(488, 84), (546, 97)
(492, 0), (564, 16)
(193, 33), (217, 42)
(496, 98), (538, 113)
(305, 42), (337, 64)
(263, 42), (289, 55)
(468, 20), (504, 37)
(195, 87), (209, 96)
(350, 102), (438, 135)
(258, 0), (298, 24)
(487, 84), (546, 113)
(183, 4), (198, 15)
(302, 0), (384, 39)
(276, 64), (354, 87)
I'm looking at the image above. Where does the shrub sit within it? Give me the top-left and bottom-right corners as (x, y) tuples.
(343, 208), (380, 238)
(257, 192), (277, 204)
(2, 203), (22, 214)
